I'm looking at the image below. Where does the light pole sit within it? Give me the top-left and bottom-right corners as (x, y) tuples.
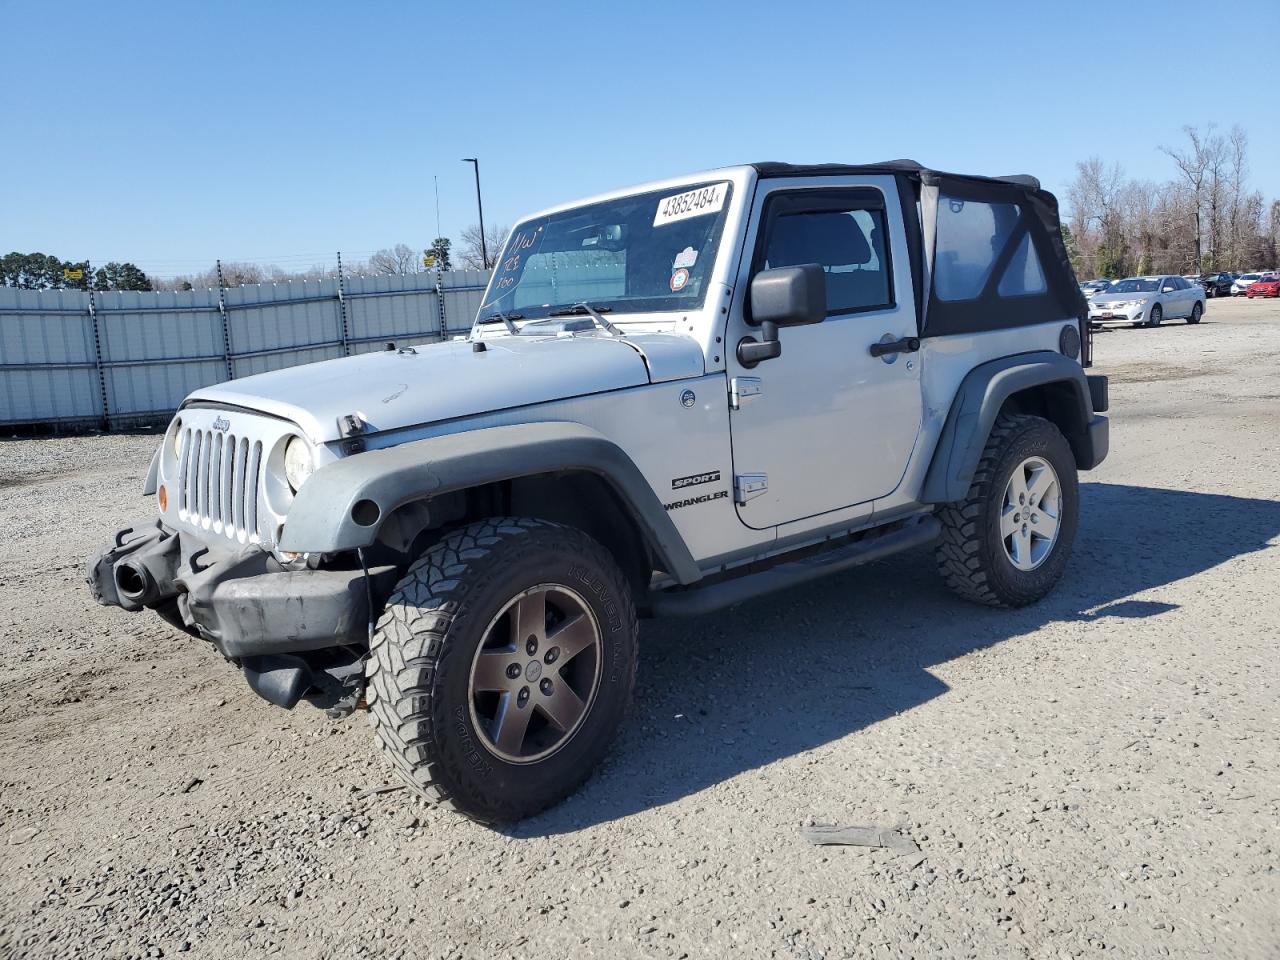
(461, 157), (488, 269)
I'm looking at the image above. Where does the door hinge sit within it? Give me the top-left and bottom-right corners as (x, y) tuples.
(734, 473), (768, 505)
(729, 376), (762, 410)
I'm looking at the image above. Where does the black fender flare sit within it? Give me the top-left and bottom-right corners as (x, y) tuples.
(921, 351), (1104, 504)
(142, 443), (161, 496)
(278, 421), (702, 585)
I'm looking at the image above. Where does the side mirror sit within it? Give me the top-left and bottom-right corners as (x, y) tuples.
(749, 264), (826, 327)
(738, 264), (826, 367)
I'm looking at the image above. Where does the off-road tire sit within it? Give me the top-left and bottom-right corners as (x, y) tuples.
(1188, 301), (1203, 324)
(365, 517), (638, 824)
(935, 413), (1079, 607)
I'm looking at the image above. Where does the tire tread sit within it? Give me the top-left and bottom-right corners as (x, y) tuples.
(365, 517), (636, 824)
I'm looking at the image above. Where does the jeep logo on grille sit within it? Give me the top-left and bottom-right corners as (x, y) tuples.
(211, 416), (230, 432)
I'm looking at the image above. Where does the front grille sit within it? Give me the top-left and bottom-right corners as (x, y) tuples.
(177, 427), (262, 542)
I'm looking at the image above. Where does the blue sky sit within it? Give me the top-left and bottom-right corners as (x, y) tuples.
(3, 0), (1276, 280)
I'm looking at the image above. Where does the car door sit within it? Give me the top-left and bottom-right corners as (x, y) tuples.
(1180, 276), (1196, 314)
(726, 176), (922, 529)
(1158, 276), (1179, 317)
(1177, 276), (1198, 313)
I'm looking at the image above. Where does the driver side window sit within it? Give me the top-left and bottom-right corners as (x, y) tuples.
(757, 191), (893, 317)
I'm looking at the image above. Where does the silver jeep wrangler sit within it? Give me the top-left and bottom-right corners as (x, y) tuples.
(89, 161), (1108, 823)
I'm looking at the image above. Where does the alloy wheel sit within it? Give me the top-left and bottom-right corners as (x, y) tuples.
(1000, 456), (1062, 572)
(468, 584), (603, 763)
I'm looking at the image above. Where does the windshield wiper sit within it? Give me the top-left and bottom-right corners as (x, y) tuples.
(476, 312), (524, 335)
(548, 302), (622, 337)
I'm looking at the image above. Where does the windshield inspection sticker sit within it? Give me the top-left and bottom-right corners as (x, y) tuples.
(653, 182), (728, 227)
(673, 246), (698, 269)
(670, 268), (690, 292)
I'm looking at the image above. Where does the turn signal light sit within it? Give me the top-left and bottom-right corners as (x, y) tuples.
(158, 484), (168, 512)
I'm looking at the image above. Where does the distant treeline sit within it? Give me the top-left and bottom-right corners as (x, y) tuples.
(2, 225), (506, 293)
(1065, 124), (1278, 279)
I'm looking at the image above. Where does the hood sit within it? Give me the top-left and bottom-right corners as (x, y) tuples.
(186, 332), (705, 443)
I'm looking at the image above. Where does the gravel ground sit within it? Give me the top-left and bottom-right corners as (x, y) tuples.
(2, 297), (1278, 960)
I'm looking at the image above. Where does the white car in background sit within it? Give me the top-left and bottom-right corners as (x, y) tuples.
(1232, 273), (1262, 296)
(1079, 279), (1112, 300)
(1088, 275), (1205, 328)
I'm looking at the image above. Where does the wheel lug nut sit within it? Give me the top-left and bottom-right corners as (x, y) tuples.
(545, 646), (559, 664)
(517, 686), (529, 706)
(506, 663), (521, 680)
(525, 636), (538, 656)
(539, 678), (553, 696)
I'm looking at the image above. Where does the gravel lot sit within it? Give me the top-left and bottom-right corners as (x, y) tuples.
(2, 297), (1277, 960)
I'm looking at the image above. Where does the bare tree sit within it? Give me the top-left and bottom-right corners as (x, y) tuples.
(1270, 200), (1280, 266)
(1066, 158), (1128, 277)
(458, 223), (509, 271)
(1227, 126), (1249, 270)
(368, 243), (422, 276)
(1159, 124), (1226, 273)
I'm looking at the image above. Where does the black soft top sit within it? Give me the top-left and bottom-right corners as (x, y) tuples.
(748, 160), (1084, 346)
(752, 160), (1041, 192)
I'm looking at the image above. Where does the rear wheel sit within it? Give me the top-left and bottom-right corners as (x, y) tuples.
(366, 518), (638, 823)
(936, 414), (1079, 607)
(1146, 303), (1163, 327)
(1188, 301), (1203, 324)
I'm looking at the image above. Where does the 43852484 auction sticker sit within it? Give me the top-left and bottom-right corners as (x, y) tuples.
(653, 182), (728, 227)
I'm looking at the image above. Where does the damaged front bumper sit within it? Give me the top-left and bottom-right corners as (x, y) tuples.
(86, 520), (397, 711)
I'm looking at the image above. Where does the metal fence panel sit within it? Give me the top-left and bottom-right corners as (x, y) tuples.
(439, 269), (489, 336)
(226, 279), (343, 355)
(344, 273), (442, 345)
(2, 367), (101, 424)
(105, 359), (228, 421)
(0, 268), (491, 430)
(98, 288), (224, 363)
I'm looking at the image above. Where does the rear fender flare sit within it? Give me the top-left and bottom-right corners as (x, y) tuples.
(921, 351), (1096, 504)
(278, 421), (702, 585)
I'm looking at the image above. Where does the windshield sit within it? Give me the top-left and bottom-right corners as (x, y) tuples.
(1241, 274), (1260, 281)
(477, 181), (733, 323)
(1107, 278), (1159, 293)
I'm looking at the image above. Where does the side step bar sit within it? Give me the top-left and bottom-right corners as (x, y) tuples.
(650, 516), (941, 618)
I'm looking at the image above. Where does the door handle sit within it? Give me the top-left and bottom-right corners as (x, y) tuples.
(868, 336), (920, 358)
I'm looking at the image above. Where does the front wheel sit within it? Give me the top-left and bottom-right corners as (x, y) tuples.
(936, 414), (1079, 607)
(1146, 303), (1163, 327)
(365, 518), (638, 823)
(1188, 301), (1203, 324)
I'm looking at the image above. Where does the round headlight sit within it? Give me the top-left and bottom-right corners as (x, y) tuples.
(284, 436), (315, 492)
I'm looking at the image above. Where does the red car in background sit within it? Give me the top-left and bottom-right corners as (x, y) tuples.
(1246, 276), (1280, 298)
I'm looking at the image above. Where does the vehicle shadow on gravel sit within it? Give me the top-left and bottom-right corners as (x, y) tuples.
(514, 482), (1280, 836)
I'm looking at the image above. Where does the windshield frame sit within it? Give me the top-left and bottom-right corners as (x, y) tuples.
(475, 180), (737, 327)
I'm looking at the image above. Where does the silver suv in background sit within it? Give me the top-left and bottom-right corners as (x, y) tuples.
(1089, 275), (1205, 328)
